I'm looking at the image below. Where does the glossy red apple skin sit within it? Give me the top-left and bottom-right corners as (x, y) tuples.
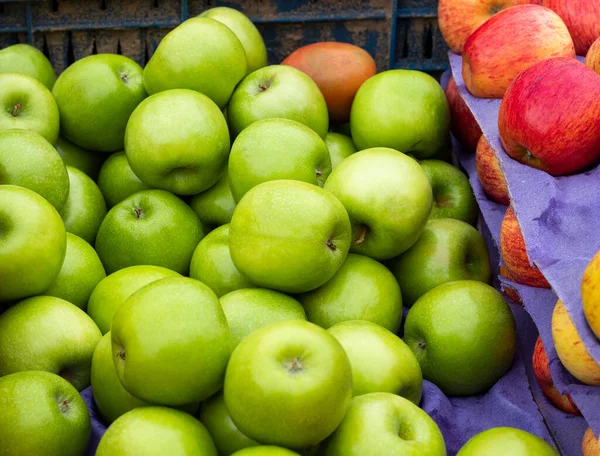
(445, 77), (482, 152)
(475, 136), (509, 205)
(438, 0), (534, 54)
(462, 4), (575, 98)
(499, 57), (600, 176)
(586, 37), (600, 75)
(500, 206), (550, 288)
(532, 336), (581, 415)
(541, 0), (600, 56)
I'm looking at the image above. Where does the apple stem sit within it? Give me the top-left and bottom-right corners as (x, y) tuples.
(326, 238), (337, 251)
(133, 206), (145, 219)
(117, 350), (126, 361)
(355, 225), (368, 245)
(258, 83), (268, 91)
(11, 103), (22, 117)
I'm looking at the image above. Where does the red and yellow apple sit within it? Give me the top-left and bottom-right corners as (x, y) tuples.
(582, 427), (600, 456)
(498, 265), (522, 305)
(586, 37), (600, 75)
(541, 0), (600, 56)
(552, 299), (600, 386)
(532, 336), (580, 415)
(499, 57), (600, 175)
(463, 4), (575, 98)
(445, 77), (482, 151)
(582, 249), (600, 340)
(438, 0), (533, 54)
(500, 207), (550, 288)
(475, 136), (509, 205)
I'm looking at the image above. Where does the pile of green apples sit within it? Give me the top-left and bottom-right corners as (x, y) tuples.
(0, 6), (558, 456)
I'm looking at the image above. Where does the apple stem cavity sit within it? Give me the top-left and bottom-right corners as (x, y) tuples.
(258, 83), (268, 91)
(355, 225), (368, 245)
(284, 357), (304, 375)
(11, 103), (22, 117)
(120, 72), (129, 83)
(117, 349), (126, 361)
(133, 206), (145, 219)
(58, 399), (70, 414)
(326, 238), (337, 251)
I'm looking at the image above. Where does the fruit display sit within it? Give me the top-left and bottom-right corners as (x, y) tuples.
(1, 2), (599, 456)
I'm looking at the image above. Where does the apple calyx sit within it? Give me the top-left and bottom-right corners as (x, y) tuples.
(133, 206), (145, 219)
(120, 72), (129, 83)
(11, 103), (22, 117)
(284, 357), (304, 375)
(489, 4), (503, 15)
(57, 398), (70, 414)
(326, 238), (337, 251)
(355, 225), (368, 245)
(315, 168), (325, 186)
(117, 349), (126, 361)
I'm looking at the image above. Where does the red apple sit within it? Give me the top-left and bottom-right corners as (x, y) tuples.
(532, 336), (581, 415)
(586, 37), (600, 75)
(438, 0), (534, 54)
(462, 4), (575, 98)
(582, 427), (600, 456)
(498, 265), (523, 305)
(541, 0), (600, 56)
(500, 206), (550, 288)
(445, 77), (482, 152)
(475, 135), (509, 205)
(499, 57), (600, 176)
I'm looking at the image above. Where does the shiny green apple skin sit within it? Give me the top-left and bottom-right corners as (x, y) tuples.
(229, 180), (351, 294)
(45, 233), (106, 310)
(143, 17), (246, 109)
(228, 65), (329, 138)
(389, 218), (491, 307)
(52, 54), (146, 152)
(189, 224), (253, 298)
(0, 185), (66, 302)
(125, 89), (230, 196)
(404, 280), (517, 397)
(220, 288), (306, 348)
(457, 427), (559, 456)
(60, 166), (107, 244)
(0, 296), (102, 391)
(87, 265), (180, 335)
(199, 7), (267, 75)
(95, 189), (204, 275)
(421, 159), (477, 225)
(350, 70), (450, 159)
(0, 371), (90, 456)
(199, 393), (259, 455)
(299, 253), (403, 332)
(321, 392), (446, 456)
(0, 129), (69, 211)
(0, 43), (57, 89)
(0, 72), (59, 144)
(229, 118), (331, 201)
(224, 320), (352, 448)
(111, 277), (231, 405)
(324, 147), (433, 260)
(232, 448), (300, 456)
(55, 136), (105, 180)
(328, 320), (422, 402)
(96, 407), (217, 456)
(97, 151), (152, 208)
(189, 171), (236, 229)
(324, 132), (357, 169)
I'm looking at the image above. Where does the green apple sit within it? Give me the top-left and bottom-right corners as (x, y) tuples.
(95, 189), (204, 274)
(350, 70), (450, 159)
(299, 253), (403, 332)
(111, 277), (231, 405)
(0, 72), (59, 144)
(55, 136), (105, 180)
(125, 89), (230, 195)
(420, 159), (477, 225)
(0, 185), (66, 302)
(228, 65), (329, 138)
(0, 295), (102, 390)
(0, 129), (69, 211)
(325, 132), (357, 169)
(199, 393), (259, 455)
(232, 448), (300, 456)
(328, 320), (422, 402)
(189, 224), (253, 298)
(324, 147), (433, 260)
(44, 233), (106, 310)
(229, 118), (331, 201)
(97, 151), (152, 208)
(60, 166), (107, 244)
(457, 427), (559, 456)
(224, 320), (352, 448)
(321, 392), (446, 456)
(52, 54), (146, 152)
(229, 180), (351, 293)
(189, 170), (236, 230)
(143, 17), (247, 109)
(0, 43), (57, 90)
(96, 407), (217, 456)
(199, 7), (267, 75)
(0, 371), (90, 456)
(404, 280), (517, 396)
(87, 265), (180, 335)
(389, 218), (491, 307)
(220, 288), (306, 347)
